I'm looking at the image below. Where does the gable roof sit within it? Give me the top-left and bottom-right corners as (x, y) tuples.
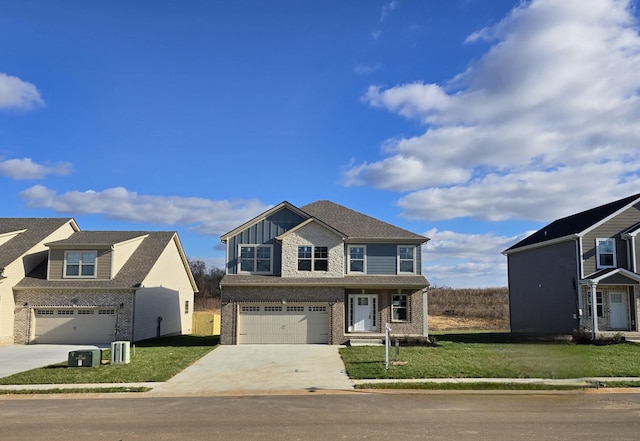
(301, 200), (428, 242)
(505, 193), (640, 253)
(0, 218), (78, 268)
(219, 201), (305, 242)
(17, 231), (197, 291)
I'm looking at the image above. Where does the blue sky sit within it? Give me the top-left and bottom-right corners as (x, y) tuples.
(3, 0), (640, 288)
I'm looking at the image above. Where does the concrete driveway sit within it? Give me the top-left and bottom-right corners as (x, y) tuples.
(0, 344), (105, 378)
(149, 345), (354, 395)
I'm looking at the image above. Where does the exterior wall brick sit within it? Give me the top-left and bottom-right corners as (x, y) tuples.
(220, 285), (425, 345)
(580, 285), (638, 333)
(280, 223), (344, 278)
(13, 289), (134, 344)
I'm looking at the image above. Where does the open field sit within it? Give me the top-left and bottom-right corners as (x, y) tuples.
(428, 287), (509, 331)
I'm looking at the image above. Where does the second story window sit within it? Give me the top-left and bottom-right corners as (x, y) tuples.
(596, 238), (616, 268)
(348, 245), (366, 273)
(298, 246), (329, 272)
(398, 246), (416, 274)
(64, 251), (97, 278)
(239, 245), (272, 274)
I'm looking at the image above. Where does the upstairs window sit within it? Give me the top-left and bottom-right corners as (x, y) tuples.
(398, 246), (416, 274)
(239, 245), (272, 274)
(596, 238), (616, 269)
(64, 251), (97, 278)
(348, 245), (366, 273)
(298, 246), (329, 272)
(298, 246), (312, 271)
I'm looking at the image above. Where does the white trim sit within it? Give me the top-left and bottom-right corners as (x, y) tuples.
(347, 245), (367, 274)
(502, 234), (579, 255)
(237, 244), (274, 275)
(585, 267), (640, 284)
(595, 238), (617, 269)
(397, 245), (417, 275)
(580, 196), (640, 237)
(220, 201), (308, 241)
(276, 218), (345, 241)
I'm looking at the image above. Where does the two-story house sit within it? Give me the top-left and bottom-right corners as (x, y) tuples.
(504, 193), (640, 338)
(0, 218), (197, 345)
(219, 200), (430, 345)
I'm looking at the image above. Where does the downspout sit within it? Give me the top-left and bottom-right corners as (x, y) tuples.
(422, 287), (429, 340)
(590, 283), (599, 340)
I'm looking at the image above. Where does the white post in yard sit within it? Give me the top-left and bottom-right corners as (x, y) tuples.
(385, 323), (391, 370)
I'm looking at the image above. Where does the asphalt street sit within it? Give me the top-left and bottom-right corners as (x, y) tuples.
(2, 392), (640, 440)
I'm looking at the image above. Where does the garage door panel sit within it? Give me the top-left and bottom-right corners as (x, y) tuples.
(33, 308), (116, 344)
(238, 303), (329, 344)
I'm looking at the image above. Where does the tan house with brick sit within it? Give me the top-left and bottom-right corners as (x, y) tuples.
(219, 201), (430, 345)
(0, 218), (197, 345)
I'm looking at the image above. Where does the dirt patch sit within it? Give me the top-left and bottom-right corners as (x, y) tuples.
(429, 315), (509, 331)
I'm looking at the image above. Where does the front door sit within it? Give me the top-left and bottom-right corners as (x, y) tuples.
(349, 295), (377, 332)
(609, 292), (629, 330)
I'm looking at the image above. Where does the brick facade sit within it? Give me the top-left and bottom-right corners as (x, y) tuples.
(13, 289), (134, 344)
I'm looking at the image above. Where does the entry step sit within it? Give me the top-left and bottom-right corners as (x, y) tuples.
(349, 338), (384, 346)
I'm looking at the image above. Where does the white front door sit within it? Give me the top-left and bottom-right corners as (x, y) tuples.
(609, 292), (629, 330)
(349, 295), (377, 332)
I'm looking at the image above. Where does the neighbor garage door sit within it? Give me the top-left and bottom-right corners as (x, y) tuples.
(237, 303), (329, 344)
(33, 308), (116, 344)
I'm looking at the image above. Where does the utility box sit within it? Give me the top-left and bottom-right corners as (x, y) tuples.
(68, 350), (101, 367)
(110, 341), (131, 364)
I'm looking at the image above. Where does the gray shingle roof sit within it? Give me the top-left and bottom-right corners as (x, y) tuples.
(17, 231), (178, 290)
(505, 193), (640, 252)
(45, 231), (151, 246)
(221, 274), (429, 289)
(0, 218), (76, 268)
(301, 200), (427, 241)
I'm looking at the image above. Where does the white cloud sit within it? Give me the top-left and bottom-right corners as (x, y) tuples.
(0, 73), (44, 110)
(346, 0), (640, 222)
(354, 63), (382, 75)
(0, 158), (72, 180)
(422, 228), (532, 288)
(19, 185), (272, 236)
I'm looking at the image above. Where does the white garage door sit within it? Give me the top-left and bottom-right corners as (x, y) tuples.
(238, 303), (329, 344)
(33, 308), (116, 344)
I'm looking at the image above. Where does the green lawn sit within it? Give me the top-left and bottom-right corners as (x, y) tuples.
(0, 335), (218, 385)
(340, 338), (640, 379)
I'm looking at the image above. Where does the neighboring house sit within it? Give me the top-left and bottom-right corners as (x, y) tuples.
(0, 218), (197, 345)
(219, 200), (430, 345)
(504, 193), (640, 338)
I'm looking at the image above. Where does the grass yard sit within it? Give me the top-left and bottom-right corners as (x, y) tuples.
(340, 334), (640, 380)
(0, 335), (218, 385)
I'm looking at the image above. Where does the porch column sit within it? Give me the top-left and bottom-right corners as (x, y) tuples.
(590, 284), (599, 339)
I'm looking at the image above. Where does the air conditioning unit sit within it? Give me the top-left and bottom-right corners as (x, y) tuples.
(110, 341), (131, 364)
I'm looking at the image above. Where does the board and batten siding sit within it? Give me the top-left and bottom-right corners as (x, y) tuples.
(582, 202), (640, 276)
(47, 248), (112, 280)
(508, 239), (579, 334)
(226, 207), (306, 275)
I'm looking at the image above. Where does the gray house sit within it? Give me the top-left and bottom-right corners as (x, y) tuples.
(504, 193), (640, 338)
(219, 200), (430, 345)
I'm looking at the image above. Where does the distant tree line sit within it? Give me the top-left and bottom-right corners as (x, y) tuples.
(188, 259), (224, 310)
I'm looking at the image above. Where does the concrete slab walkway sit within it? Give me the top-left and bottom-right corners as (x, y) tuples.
(148, 345), (354, 395)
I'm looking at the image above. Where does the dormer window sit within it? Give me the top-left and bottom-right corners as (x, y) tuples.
(64, 251), (97, 278)
(596, 238), (616, 269)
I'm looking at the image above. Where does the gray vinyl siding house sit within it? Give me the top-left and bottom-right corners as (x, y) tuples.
(219, 200), (430, 345)
(504, 194), (640, 338)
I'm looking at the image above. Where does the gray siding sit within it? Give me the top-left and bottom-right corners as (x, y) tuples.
(508, 240), (579, 334)
(344, 243), (423, 275)
(582, 202), (640, 276)
(48, 248), (112, 280)
(226, 207), (306, 275)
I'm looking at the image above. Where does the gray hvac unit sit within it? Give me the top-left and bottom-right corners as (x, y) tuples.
(68, 350), (101, 367)
(110, 341), (131, 364)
